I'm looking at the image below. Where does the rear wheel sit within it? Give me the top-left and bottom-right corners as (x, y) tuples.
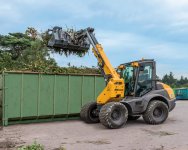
(99, 102), (128, 129)
(128, 115), (141, 121)
(80, 102), (99, 123)
(143, 100), (169, 125)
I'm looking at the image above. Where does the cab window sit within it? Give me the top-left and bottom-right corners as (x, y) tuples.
(135, 63), (153, 97)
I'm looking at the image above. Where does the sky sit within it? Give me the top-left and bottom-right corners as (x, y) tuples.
(0, 0), (188, 78)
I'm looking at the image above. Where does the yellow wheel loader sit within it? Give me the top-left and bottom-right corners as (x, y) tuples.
(48, 27), (176, 129)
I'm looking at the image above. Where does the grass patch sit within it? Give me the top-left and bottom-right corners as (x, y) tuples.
(17, 141), (44, 150)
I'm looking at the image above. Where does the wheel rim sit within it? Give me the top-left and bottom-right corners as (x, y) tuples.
(89, 107), (98, 120)
(153, 107), (163, 118)
(111, 109), (121, 120)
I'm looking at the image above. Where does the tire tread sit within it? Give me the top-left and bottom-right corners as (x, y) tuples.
(80, 102), (99, 123)
(143, 100), (168, 125)
(99, 102), (128, 129)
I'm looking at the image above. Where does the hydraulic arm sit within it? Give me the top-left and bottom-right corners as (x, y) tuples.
(48, 27), (125, 104)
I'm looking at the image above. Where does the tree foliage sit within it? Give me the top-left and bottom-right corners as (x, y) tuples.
(162, 72), (188, 88)
(0, 30), (57, 72)
(0, 33), (31, 60)
(0, 27), (100, 74)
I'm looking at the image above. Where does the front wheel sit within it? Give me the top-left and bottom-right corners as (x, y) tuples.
(80, 102), (99, 123)
(143, 100), (169, 125)
(99, 102), (128, 129)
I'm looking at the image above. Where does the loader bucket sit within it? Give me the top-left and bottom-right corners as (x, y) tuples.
(48, 26), (91, 52)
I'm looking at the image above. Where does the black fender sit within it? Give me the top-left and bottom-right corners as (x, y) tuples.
(143, 93), (170, 108)
(121, 93), (174, 115)
(142, 93), (176, 112)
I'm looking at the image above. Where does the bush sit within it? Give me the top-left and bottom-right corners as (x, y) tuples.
(17, 141), (44, 150)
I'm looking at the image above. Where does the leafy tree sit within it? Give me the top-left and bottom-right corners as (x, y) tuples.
(0, 27), (100, 74)
(162, 72), (188, 88)
(0, 33), (31, 60)
(0, 29), (58, 72)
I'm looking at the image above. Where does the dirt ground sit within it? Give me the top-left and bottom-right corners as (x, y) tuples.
(0, 101), (188, 150)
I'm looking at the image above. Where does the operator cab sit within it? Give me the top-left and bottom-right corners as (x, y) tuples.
(118, 59), (156, 97)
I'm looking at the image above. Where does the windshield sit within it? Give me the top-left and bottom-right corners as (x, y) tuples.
(120, 65), (137, 96)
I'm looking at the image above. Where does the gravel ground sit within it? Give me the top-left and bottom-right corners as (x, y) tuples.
(0, 101), (188, 150)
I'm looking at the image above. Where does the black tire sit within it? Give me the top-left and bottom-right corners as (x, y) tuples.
(99, 102), (128, 129)
(80, 102), (99, 123)
(143, 100), (169, 125)
(128, 115), (141, 121)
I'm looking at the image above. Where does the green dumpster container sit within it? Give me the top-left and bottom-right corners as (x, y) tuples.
(0, 72), (105, 126)
(174, 88), (188, 100)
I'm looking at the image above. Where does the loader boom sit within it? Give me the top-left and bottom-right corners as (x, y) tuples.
(48, 27), (125, 104)
(84, 29), (125, 104)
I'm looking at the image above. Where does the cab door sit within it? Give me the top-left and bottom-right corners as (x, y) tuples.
(135, 62), (155, 97)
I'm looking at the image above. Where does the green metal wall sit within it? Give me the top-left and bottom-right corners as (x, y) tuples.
(0, 72), (105, 126)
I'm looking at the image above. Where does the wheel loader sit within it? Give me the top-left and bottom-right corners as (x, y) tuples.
(48, 27), (176, 129)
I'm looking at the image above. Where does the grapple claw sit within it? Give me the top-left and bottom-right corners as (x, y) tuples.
(48, 26), (93, 52)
